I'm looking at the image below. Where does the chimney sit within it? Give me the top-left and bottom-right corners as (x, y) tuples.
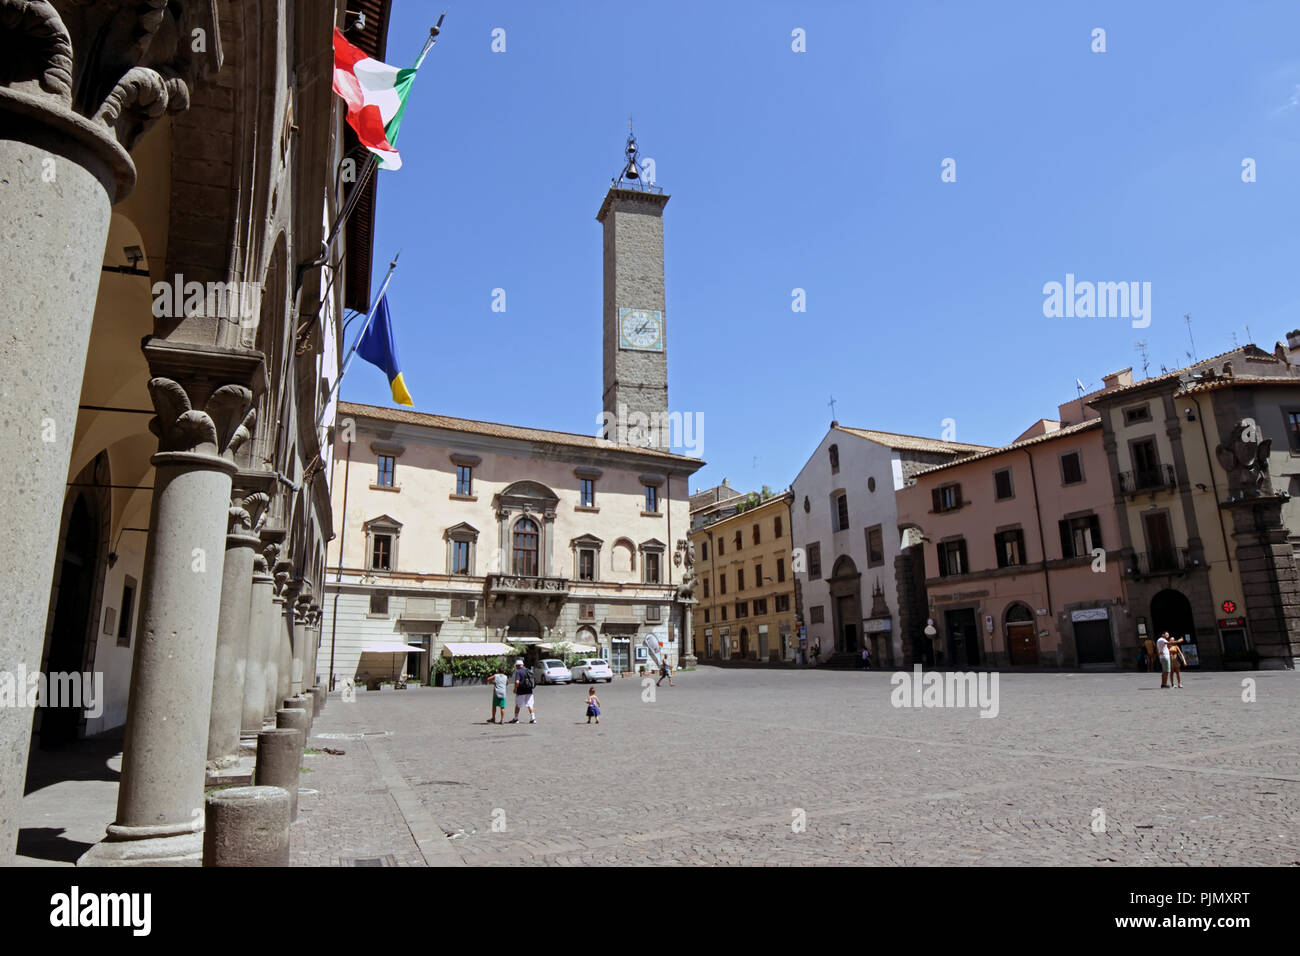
(1287, 330), (1300, 364)
(1101, 368), (1135, 392)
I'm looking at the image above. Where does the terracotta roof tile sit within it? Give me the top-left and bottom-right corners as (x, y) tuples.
(911, 419), (1102, 478)
(338, 402), (704, 465)
(833, 426), (992, 455)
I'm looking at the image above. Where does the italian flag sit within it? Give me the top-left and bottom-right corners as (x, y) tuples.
(332, 28), (427, 170)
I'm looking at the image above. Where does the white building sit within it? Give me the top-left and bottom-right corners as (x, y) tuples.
(790, 424), (988, 666)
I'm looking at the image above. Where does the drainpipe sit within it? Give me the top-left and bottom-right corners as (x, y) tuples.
(327, 430), (354, 690)
(1021, 447), (1055, 662)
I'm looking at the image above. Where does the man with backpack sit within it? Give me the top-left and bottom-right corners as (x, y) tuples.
(509, 659), (537, 724)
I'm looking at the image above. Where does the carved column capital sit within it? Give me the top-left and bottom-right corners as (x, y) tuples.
(146, 377), (254, 461)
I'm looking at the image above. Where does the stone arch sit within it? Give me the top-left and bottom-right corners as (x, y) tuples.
(611, 537), (636, 574)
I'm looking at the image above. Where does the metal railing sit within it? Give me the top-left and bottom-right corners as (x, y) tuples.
(1118, 464), (1176, 494)
(485, 573), (570, 595)
(1130, 548), (1190, 575)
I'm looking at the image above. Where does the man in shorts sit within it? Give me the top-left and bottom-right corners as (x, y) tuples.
(1156, 631), (1182, 689)
(510, 659), (536, 724)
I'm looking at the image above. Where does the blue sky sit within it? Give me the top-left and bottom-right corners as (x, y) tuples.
(345, 0), (1300, 495)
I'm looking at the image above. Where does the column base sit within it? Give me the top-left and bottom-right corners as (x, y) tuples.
(78, 831), (202, 867)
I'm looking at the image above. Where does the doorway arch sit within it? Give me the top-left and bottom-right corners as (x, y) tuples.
(41, 495), (101, 747)
(828, 555), (862, 654)
(1150, 589), (1196, 644)
(1004, 602), (1038, 666)
(739, 626), (750, 658)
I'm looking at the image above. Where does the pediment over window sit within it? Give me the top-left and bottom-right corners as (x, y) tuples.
(496, 480), (560, 510)
(639, 537), (666, 553)
(364, 514), (403, 532)
(571, 533), (604, 549)
(444, 522), (480, 541)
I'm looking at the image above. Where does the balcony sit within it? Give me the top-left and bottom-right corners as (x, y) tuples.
(485, 573), (570, 604)
(1118, 464), (1177, 495)
(1129, 548), (1192, 576)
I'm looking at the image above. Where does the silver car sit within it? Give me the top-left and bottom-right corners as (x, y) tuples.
(533, 659), (572, 685)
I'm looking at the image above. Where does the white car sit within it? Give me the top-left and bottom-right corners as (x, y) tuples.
(534, 659), (572, 685)
(571, 658), (614, 683)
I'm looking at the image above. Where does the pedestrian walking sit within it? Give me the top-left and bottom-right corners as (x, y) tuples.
(861, 645), (871, 670)
(509, 658), (537, 723)
(585, 686), (601, 724)
(812, 639), (821, 666)
(656, 656), (674, 686)
(486, 664), (508, 724)
(1143, 636), (1156, 672)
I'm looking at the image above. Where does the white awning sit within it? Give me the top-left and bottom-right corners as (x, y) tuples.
(440, 642), (517, 658)
(361, 642), (427, 654)
(538, 643), (598, 653)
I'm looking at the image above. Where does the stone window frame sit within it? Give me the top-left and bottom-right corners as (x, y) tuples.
(1123, 403), (1153, 426)
(639, 538), (666, 584)
(571, 533), (604, 583)
(828, 443), (840, 474)
(444, 522), (480, 576)
(937, 536), (969, 577)
(809, 605), (825, 624)
(865, 524), (885, 568)
(116, 574), (138, 648)
(575, 466), (602, 510)
(450, 453), (481, 501)
(640, 474), (664, 516)
(368, 591), (390, 618)
(1059, 449), (1086, 486)
(831, 490), (850, 532)
(494, 481), (560, 577)
(611, 536), (637, 576)
(1283, 407), (1300, 456)
(807, 541), (822, 579)
(371, 440), (405, 492)
(646, 604), (663, 623)
(994, 525), (1026, 568)
(364, 515), (402, 573)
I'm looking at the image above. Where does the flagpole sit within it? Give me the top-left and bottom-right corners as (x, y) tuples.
(317, 250), (401, 430)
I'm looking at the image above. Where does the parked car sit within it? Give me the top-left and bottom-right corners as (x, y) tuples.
(533, 659), (572, 684)
(571, 658), (614, 683)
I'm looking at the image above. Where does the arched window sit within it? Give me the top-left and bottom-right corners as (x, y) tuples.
(513, 517), (539, 576)
(1005, 603), (1034, 625)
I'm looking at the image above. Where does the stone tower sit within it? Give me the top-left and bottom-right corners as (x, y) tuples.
(598, 131), (670, 451)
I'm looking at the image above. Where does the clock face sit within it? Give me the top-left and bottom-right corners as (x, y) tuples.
(618, 308), (664, 351)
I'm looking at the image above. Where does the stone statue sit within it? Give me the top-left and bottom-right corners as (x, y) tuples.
(1215, 420), (1273, 496)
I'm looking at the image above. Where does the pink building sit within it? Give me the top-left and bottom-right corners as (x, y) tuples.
(896, 381), (1134, 668)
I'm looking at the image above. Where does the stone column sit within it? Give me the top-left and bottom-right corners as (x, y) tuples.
(280, 574), (301, 701)
(305, 604), (321, 692)
(240, 552), (275, 737)
(292, 587), (312, 696)
(0, 0), (211, 864)
(206, 490), (269, 766)
(81, 377), (254, 865)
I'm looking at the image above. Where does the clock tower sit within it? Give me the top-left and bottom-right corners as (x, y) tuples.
(599, 129), (670, 451)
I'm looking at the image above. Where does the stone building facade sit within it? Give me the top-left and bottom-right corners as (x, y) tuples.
(1089, 344), (1300, 669)
(321, 403), (702, 678)
(690, 492), (797, 662)
(0, 0), (385, 865)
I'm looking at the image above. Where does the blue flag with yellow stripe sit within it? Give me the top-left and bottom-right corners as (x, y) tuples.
(355, 293), (412, 406)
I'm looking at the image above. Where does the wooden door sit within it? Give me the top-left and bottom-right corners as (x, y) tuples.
(1007, 623), (1038, 666)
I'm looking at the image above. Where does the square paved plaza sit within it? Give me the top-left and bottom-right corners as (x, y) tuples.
(289, 666), (1300, 866)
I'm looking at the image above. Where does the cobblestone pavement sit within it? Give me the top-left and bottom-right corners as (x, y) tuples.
(291, 667), (1300, 866)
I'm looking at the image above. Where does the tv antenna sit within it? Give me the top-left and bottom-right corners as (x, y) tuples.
(1135, 340), (1150, 379)
(1185, 313), (1198, 362)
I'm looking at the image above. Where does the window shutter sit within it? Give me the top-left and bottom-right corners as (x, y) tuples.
(937, 545), (948, 576)
(953, 484), (963, 508)
(932, 488), (942, 512)
(1089, 514), (1103, 549)
(1059, 520), (1072, 558)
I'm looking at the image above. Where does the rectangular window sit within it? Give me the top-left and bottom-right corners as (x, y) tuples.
(703, 578), (710, 599)
(369, 592), (389, 616)
(580, 478), (595, 507)
(810, 605), (825, 624)
(1059, 514), (1103, 558)
(835, 493), (850, 531)
(735, 602), (748, 619)
(754, 562), (763, 587)
(932, 483), (962, 513)
(734, 530), (742, 550)
(645, 552), (661, 584)
(776, 558), (786, 583)
(993, 468), (1014, 501)
(116, 576), (137, 648)
(752, 524), (761, 545)
(644, 485), (659, 513)
(866, 525), (884, 567)
(1124, 404), (1152, 425)
(1061, 451), (1084, 485)
(451, 540), (470, 575)
(1131, 438), (1160, 488)
(704, 609), (710, 623)
(775, 594), (790, 613)
(579, 603), (595, 621)
(937, 539), (968, 577)
(719, 573), (727, 595)
(721, 606), (727, 621)
(371, 533), (393, 571)
(737, 568), (745, 592)
(807, 542), (822, 578)
(717, 538), (724, 556)
(578, 548), (596, 581)
(646, 604), (662, 623)
(994, 528), (1025, 568)
(377, 455), (395, 487)
(701, 540), (709, 560)
(1288, 411), (1300, 454)
(455, 464), (472, 496)
(753, 598), (769, 616)
(774, 515), (783, 537)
